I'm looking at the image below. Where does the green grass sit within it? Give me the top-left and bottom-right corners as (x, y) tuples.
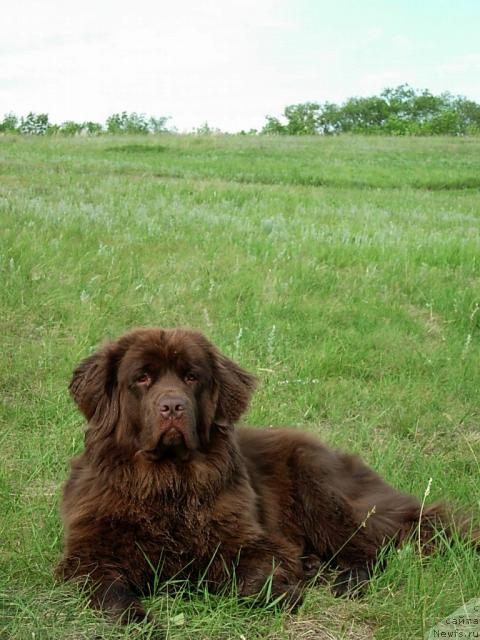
(1, 133), (479, 639)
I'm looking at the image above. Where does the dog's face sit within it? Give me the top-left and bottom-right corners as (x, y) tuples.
(69, 328), (256, 460)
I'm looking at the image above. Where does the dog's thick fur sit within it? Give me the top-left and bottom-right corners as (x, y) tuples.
(57, 327), (465, 622)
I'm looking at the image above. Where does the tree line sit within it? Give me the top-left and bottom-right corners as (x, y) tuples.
(0, 111), (172, 136)
(2, 86), (480, 136)
(262, 85), (480, 135)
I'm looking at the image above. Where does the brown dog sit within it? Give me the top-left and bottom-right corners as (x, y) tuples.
(57, 327), (462, 622)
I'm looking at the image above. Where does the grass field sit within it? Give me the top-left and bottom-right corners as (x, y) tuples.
(1, 133), (479, 639)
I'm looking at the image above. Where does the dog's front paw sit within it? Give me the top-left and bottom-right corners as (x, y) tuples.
(332, 567), (370, 598)
(276, 581), (304, 611)
(237, 573), (304, 610)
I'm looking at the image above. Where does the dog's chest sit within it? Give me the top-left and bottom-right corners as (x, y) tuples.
(125, 495), (220, 569)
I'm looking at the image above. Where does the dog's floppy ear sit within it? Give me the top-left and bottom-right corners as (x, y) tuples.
(211, 347), (257, 427)
(70, 352), (111, 421)
(69, 337), (131, 443)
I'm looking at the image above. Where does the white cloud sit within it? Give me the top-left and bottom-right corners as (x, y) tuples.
(439, 53), (480, 75)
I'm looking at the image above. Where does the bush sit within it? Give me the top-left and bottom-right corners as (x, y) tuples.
(194, 121), (222, 135)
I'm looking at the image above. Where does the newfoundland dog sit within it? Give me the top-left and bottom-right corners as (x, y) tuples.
(57, 327), (469, 623)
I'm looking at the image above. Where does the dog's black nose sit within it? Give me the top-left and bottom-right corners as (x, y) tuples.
(158, 397), (185, 419)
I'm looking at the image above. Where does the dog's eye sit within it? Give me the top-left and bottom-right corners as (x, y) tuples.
(184, 372), (197, 384)
(136, 373), (151, 386)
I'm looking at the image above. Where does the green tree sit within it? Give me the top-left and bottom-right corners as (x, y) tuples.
(317, 102), (343, 134)
(381, 85), (417, 119)
(83, 121), (103, 135)
(60, 121), (84, 136)
(283, 102), (321, 135)
(106, 112), (150, 134)
(453, 97), (480, 133)
(0, 113), (19, 133)
(262, 103), (321, 135)
(261, 115), (287, 135)
(149, 116), (171, 133)
(19, 112), (51, 135)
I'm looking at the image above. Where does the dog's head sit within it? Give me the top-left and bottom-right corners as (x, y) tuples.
(69, 328), (256, 460)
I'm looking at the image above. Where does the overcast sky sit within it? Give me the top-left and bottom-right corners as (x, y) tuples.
(2, 0), (480, 132)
